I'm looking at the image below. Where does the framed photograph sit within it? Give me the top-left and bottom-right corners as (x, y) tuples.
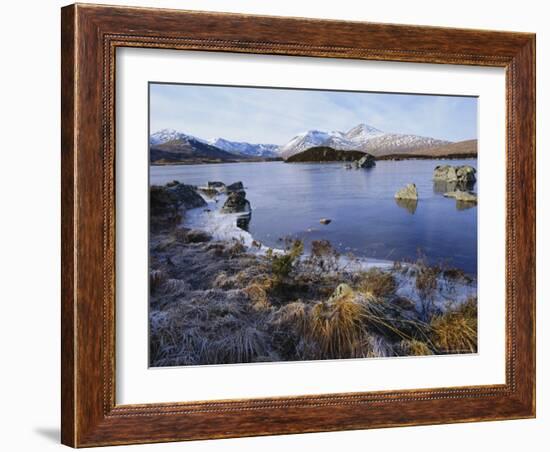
(61, 4), (535, 447)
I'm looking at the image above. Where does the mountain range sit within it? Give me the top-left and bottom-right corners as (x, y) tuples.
(149, 125), (472, 164)
(277, 124), (451, 159)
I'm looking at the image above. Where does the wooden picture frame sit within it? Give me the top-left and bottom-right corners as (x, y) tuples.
(61, 3), (535, 447)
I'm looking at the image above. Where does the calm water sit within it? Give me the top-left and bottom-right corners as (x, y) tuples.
(151, 159), (478, 274)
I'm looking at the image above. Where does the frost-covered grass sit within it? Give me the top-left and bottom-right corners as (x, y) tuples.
(149, 226), (478, 367)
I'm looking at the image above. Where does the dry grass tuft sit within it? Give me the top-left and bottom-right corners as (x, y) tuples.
(308, 291), (367, 359)
(356, 268), (396, 298)
(243, 283), (270, 311)
(226, 238), (246, 257)
(304, 240), (341, 273)
(431, 297), (477, 354)
(398, 339), (433, 356)
(415, 264), (439, 299)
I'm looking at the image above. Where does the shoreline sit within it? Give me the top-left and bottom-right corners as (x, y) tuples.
(181, 202), (477, 310)
(149, 180), (478, 367)
(151, 154), (476, 166)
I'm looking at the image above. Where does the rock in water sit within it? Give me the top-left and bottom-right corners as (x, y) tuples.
(319, 218), (332, 225)
(221, 190), (251, 214)
(225, 181), (244, 193)
(198, 187), (218, 198)
(150, 182), (206, 231)
(352, 154), (375, 169)
(167, 182), (207, 209)
(208, 181), (225, 189)
(433, 165), (476, 185)
(456, 166), (477, 184)
(444, 190), (478, 203)
(395, 183), (418, 200)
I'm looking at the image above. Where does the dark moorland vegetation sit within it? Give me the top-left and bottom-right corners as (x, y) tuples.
(286, 146), (367, 163)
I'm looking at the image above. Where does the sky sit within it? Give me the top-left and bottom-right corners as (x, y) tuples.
(149, 83), (477, 145)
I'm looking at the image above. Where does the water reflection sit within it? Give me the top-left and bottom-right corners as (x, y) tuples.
(395, 198), (418, 214)
(433, 180), (475, 194)
(456, 201), (477, 211)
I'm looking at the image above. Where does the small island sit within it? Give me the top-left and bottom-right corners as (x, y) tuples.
(285, 146), (367, 163)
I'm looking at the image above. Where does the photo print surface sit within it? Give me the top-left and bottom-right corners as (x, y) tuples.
(148, 82), (478, 367)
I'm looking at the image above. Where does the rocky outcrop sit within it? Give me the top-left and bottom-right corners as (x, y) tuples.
(225, 181), (244, 193)
(433, 165), (476, 185)
(352, 154), (376, 169)
(221, 190), (251, 214)
(198, 187), (218, 198)
(444, 191), (478, 203)
(150, 182), (206, 231)
(167, 182), (207, 209)
(394, 183), (418, 200)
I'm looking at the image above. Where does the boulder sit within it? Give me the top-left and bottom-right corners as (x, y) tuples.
(150, 186), (177, 216)
(395, 183), (418, 200)
(434, 165), (476, 185)
(456, 165), (476, 183)
(198, 187), (218, 198)
(149, 183), (206, 231)
(225, 181), (244, 192)
(352, 154), (375, 169)
(167, 182), (207, 209)
(221, 190), (251, 214)
(319, 218), (332, 225)
(444, 190), (477, 203)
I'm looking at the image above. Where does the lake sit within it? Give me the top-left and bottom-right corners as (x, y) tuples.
(150, 159), (478, 275)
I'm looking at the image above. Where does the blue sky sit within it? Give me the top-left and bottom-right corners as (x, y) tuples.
(150, 83), (477, 145)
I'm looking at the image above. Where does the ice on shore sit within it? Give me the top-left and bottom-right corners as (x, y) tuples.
(183, 198), (476, 312)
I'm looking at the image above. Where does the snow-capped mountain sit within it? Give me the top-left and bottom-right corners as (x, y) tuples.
(150, 129), (278, 158)
(278, 123), (451, 159)
(356, 133), (450, 155)
(208, 138), (279, 157)
(149, 129), (241, 163)
(150, 124), (454, 162)
(149, 129), (199, 146)
(277, 130), (354, 158)
(345, 123), (385, 142)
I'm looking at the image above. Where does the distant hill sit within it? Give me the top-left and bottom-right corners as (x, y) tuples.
(150, 135), (246, 164)
(207, 137), (279, 157)
(377, 139), (477, 160)
(149, 128), (476, 164)
(286, 146), (367, 163)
